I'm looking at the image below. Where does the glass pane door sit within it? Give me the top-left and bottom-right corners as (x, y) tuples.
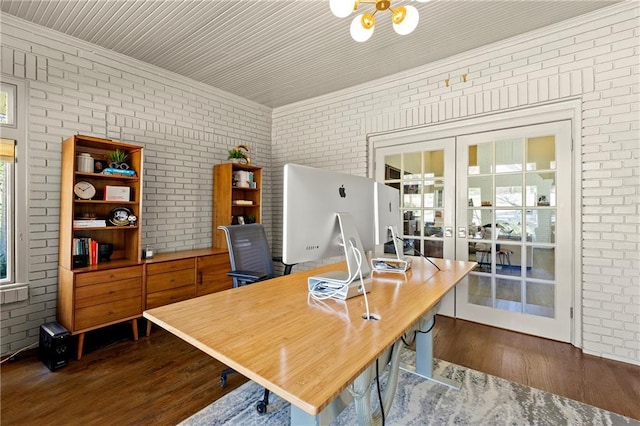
(376, 138), (456, 315)
(456, 121), (572, 342)
(376, 138), (456, 260)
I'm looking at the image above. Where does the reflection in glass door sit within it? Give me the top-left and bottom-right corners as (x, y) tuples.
(376, 139), (456, 261)
(456, 121), (572, 342)
(376, 138), (456, 316)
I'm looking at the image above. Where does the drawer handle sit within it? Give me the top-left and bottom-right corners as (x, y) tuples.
(198, 272), (203, 285)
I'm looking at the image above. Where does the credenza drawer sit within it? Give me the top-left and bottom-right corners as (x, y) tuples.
(146, 258), (195, 276)
(75, 278), (142, 309)
(74, 296), (142, 331)
(147, 270), (195, 293)
(146, 286), (194, 309)
(197, 254), (232, 296)
(76, 266), (143, 287)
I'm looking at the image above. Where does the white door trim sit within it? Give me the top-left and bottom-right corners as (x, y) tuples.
(368, 99), (582, 348)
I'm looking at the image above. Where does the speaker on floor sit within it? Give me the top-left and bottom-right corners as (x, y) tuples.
(39, 322), (70, 371)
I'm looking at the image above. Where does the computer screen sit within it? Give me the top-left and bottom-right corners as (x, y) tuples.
(373, 182), (404, 258)
(282, 163), (375, 297)
(370, 182), (413, 273)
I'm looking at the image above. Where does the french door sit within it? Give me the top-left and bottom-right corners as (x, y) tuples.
(374, 120), (573, 342)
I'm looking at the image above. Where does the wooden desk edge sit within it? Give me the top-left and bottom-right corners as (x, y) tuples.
(144, 259), (476, 416)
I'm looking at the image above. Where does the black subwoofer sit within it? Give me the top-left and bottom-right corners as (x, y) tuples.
(39, 322), (70, 371)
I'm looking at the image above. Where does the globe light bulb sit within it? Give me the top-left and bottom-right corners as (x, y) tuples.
(330, 0), (355, 18)
(350, 13), (375, 42)
(392, 5), (419, 35)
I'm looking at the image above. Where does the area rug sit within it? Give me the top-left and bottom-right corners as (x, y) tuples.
(180, 350), (638, 426)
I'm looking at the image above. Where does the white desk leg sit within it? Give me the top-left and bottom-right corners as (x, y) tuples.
(290, 342), (403, 426)
(401, 309), (461, 390)
(290, 389), (353, 426)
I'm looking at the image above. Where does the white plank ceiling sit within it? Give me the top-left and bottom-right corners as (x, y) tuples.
(0, 0), (620, 108)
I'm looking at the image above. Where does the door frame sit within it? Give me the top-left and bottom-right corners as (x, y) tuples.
(368, 99), (583, 348)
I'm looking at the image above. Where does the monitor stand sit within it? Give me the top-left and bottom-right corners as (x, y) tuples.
(307, 213), (372, 300)
(370, 226), (412, 273)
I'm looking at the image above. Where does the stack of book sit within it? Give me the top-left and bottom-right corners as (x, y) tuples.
(72, 237), (99, 265)
(73, 219), (106, 228)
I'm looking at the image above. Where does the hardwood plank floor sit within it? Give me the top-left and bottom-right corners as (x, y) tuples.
(2, 317), (638, 425)
(433, 316), (640, 421)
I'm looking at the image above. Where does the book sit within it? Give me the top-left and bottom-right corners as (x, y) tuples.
(73, 219), (107, 227)
(102, 168), (136, 177)
(90, 240), (98, 265)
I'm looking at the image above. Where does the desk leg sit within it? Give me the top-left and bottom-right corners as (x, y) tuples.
(290, 390), (352, 426)
(290, 342), (403, 426)
(401, 309), (461, 390)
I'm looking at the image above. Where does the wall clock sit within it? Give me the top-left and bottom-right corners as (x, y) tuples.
(74, 181), (96, 200)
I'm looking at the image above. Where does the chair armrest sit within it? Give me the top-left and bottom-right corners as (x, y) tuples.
(227, 270), (270, 282)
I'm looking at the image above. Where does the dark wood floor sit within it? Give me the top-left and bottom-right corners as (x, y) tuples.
(2, 316), (639, 425)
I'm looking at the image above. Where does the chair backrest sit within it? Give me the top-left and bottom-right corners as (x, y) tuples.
(218, 224), (274, 285)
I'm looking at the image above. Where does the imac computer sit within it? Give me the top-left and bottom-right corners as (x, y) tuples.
(371, 182), (412, 272)
(282, 163), (375, 300)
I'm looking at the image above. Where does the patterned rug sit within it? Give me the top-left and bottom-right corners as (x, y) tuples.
(180, 350), (638, 426)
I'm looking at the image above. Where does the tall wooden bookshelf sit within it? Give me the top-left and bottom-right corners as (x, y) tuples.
(212, 163), (262, 249)
(57, 135), (144, 359)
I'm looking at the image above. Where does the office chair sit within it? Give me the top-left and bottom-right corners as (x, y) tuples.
(217, 223), (294, 414)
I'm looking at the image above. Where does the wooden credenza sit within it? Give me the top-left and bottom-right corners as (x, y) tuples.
(144, 248), (232, 335)
(58, 248), (232, 360)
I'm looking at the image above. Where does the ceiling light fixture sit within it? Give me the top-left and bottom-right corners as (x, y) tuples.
(330, 0), (428, 42)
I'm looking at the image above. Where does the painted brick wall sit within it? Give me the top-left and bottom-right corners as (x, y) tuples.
(0, 14), (272, 356)
(271, 3), (639, 365)
(0, 4), (637, 366)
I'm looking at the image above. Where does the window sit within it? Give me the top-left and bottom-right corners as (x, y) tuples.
(0, 82), (16, 126)
(0, 79), (27, 292)
(1, 138), (15, 283)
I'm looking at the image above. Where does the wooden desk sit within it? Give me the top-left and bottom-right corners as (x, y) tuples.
(144, 257), (475, 423)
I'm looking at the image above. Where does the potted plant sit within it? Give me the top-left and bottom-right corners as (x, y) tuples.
(228, 148), (247, 165)
(108, 149), (129, 169)
(228, 148), (244, 162)
(227, 144), (251, 165)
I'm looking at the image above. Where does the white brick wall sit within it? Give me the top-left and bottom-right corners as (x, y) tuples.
(0, 4), (637, 366)
(0, 14), (272, 356)
(271, 3), (639, 365)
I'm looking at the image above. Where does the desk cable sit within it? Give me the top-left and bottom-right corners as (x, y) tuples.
(351, 240), (372, 321)
(394, 236), (441, 271)
(401, 316), (437, 347)
(307, 241), (367, 307)
(375, 357), (385, 426)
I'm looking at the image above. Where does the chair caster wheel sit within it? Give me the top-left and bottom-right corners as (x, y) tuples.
(220, 376), (227, 388)
(256, 401), (267, 415)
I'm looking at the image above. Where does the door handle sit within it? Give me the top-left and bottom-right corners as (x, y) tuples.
(444, 227), (453, 238)
(458, 227), (466, 238)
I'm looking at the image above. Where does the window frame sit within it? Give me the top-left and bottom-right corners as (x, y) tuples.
(0, 76), (28, 290)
